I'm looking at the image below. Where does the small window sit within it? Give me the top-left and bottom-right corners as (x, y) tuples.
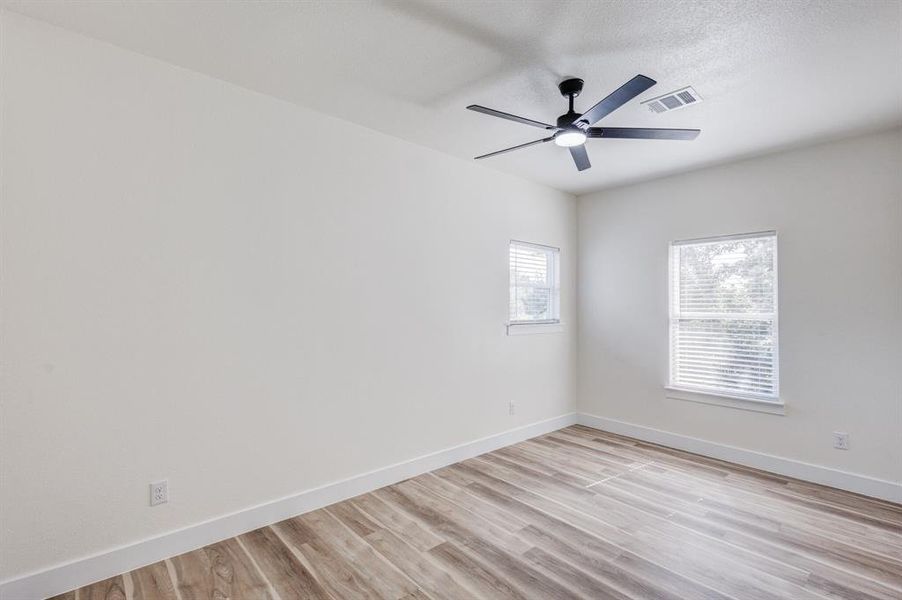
(509, 241), (560, 325)
(669, 232), (779, 401)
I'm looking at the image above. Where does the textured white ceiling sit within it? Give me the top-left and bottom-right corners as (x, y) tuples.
(3, 0), (901, 194)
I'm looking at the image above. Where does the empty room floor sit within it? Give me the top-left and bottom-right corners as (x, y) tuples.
(53, 425), (902, 600)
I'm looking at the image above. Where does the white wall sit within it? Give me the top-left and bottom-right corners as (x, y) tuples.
(0, 12), (576, 581)
(578, 128), (902, 484)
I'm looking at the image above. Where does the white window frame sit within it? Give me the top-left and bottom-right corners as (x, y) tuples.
(507, 240), (561, 334)
(667, 231), (780, 406)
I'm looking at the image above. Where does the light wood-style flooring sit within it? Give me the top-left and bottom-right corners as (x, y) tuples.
(52, 425), (902, 599)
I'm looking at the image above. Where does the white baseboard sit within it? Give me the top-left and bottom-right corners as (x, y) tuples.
(0, 413), (577, 600)
(577, 413), (902, 504)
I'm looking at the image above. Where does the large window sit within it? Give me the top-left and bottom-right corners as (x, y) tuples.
(509, 241), (560, 325)
(669, 232), (778, 401)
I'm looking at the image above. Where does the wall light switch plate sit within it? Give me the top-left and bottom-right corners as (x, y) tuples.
(508, 400), (516, 415)
(833, 432), (850, 450)
(150, 480), (168, 506)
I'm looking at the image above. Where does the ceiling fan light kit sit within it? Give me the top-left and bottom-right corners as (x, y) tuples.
(554, 130), (587, 147)
(467, 75), (701, 172)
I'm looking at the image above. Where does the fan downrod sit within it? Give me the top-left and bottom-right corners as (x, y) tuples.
(557, 78), (585, 126)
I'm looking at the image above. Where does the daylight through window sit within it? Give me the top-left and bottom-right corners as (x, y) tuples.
(669, 232), (778, 401)
(509, 241), (560, 325)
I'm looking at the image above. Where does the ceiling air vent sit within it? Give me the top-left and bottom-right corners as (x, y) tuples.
(641, 86), (702, 114)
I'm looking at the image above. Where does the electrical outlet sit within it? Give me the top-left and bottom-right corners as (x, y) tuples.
(150, 480), (168, 506)
(833, 432), (850, 450)
(508, 400), (516, 415)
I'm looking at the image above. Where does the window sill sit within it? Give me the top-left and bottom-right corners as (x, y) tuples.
(665, 386), (785, 415)
(506, 322), (564, 336)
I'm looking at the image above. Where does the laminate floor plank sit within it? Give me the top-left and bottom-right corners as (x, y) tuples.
(571, 428), (902, 540)
(495, 444), (604, 484)
(360, 527), (477, 600)
(470, 453), (654, 531)
(377, 483), (580, 600)
(529, 435), (636, 469)
(610, 471), (902, 596)
(297, 508), (420, 599)
(53, 425), (902, 600)
(473, 446), (826, 599)
(617, 456), (902, 575)
(65, 575), (126, 600)
(520, 545), (635, 600)
(202, 537), (274, 599)
(440, 462), (634, 546)
(273, 515), (384, 600)
(129, 562), (177, 600)
(351, 492), (445, 552)
(630, 456), (902, 554)
(414, 472), (530, 534)
(238, 527), (331, 599)
(378, 481), (532, 557)
(437, 465), (736, 600)
(427, 541), (526, 600)
(164, 549), (217, 600)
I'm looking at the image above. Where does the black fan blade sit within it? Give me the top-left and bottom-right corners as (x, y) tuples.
(587, 127), (700, 140)
(573, 74), (656, 127)
(467, 105), (555, 130)
(569, 145), (591, 171)
(474, 137), (554, 160)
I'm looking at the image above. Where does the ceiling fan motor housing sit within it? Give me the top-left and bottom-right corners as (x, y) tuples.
(556, 113), (583, 128)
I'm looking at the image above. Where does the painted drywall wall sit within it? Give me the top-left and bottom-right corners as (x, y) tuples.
(0, 12), (576, 581)
(578, 128), (902, 484)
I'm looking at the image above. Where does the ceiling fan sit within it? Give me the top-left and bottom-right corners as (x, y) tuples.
(467, 75), (700, 172)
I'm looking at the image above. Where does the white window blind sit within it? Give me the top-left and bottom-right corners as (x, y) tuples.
(509, 241), (560, 324)
(669, 232), (778, 401)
